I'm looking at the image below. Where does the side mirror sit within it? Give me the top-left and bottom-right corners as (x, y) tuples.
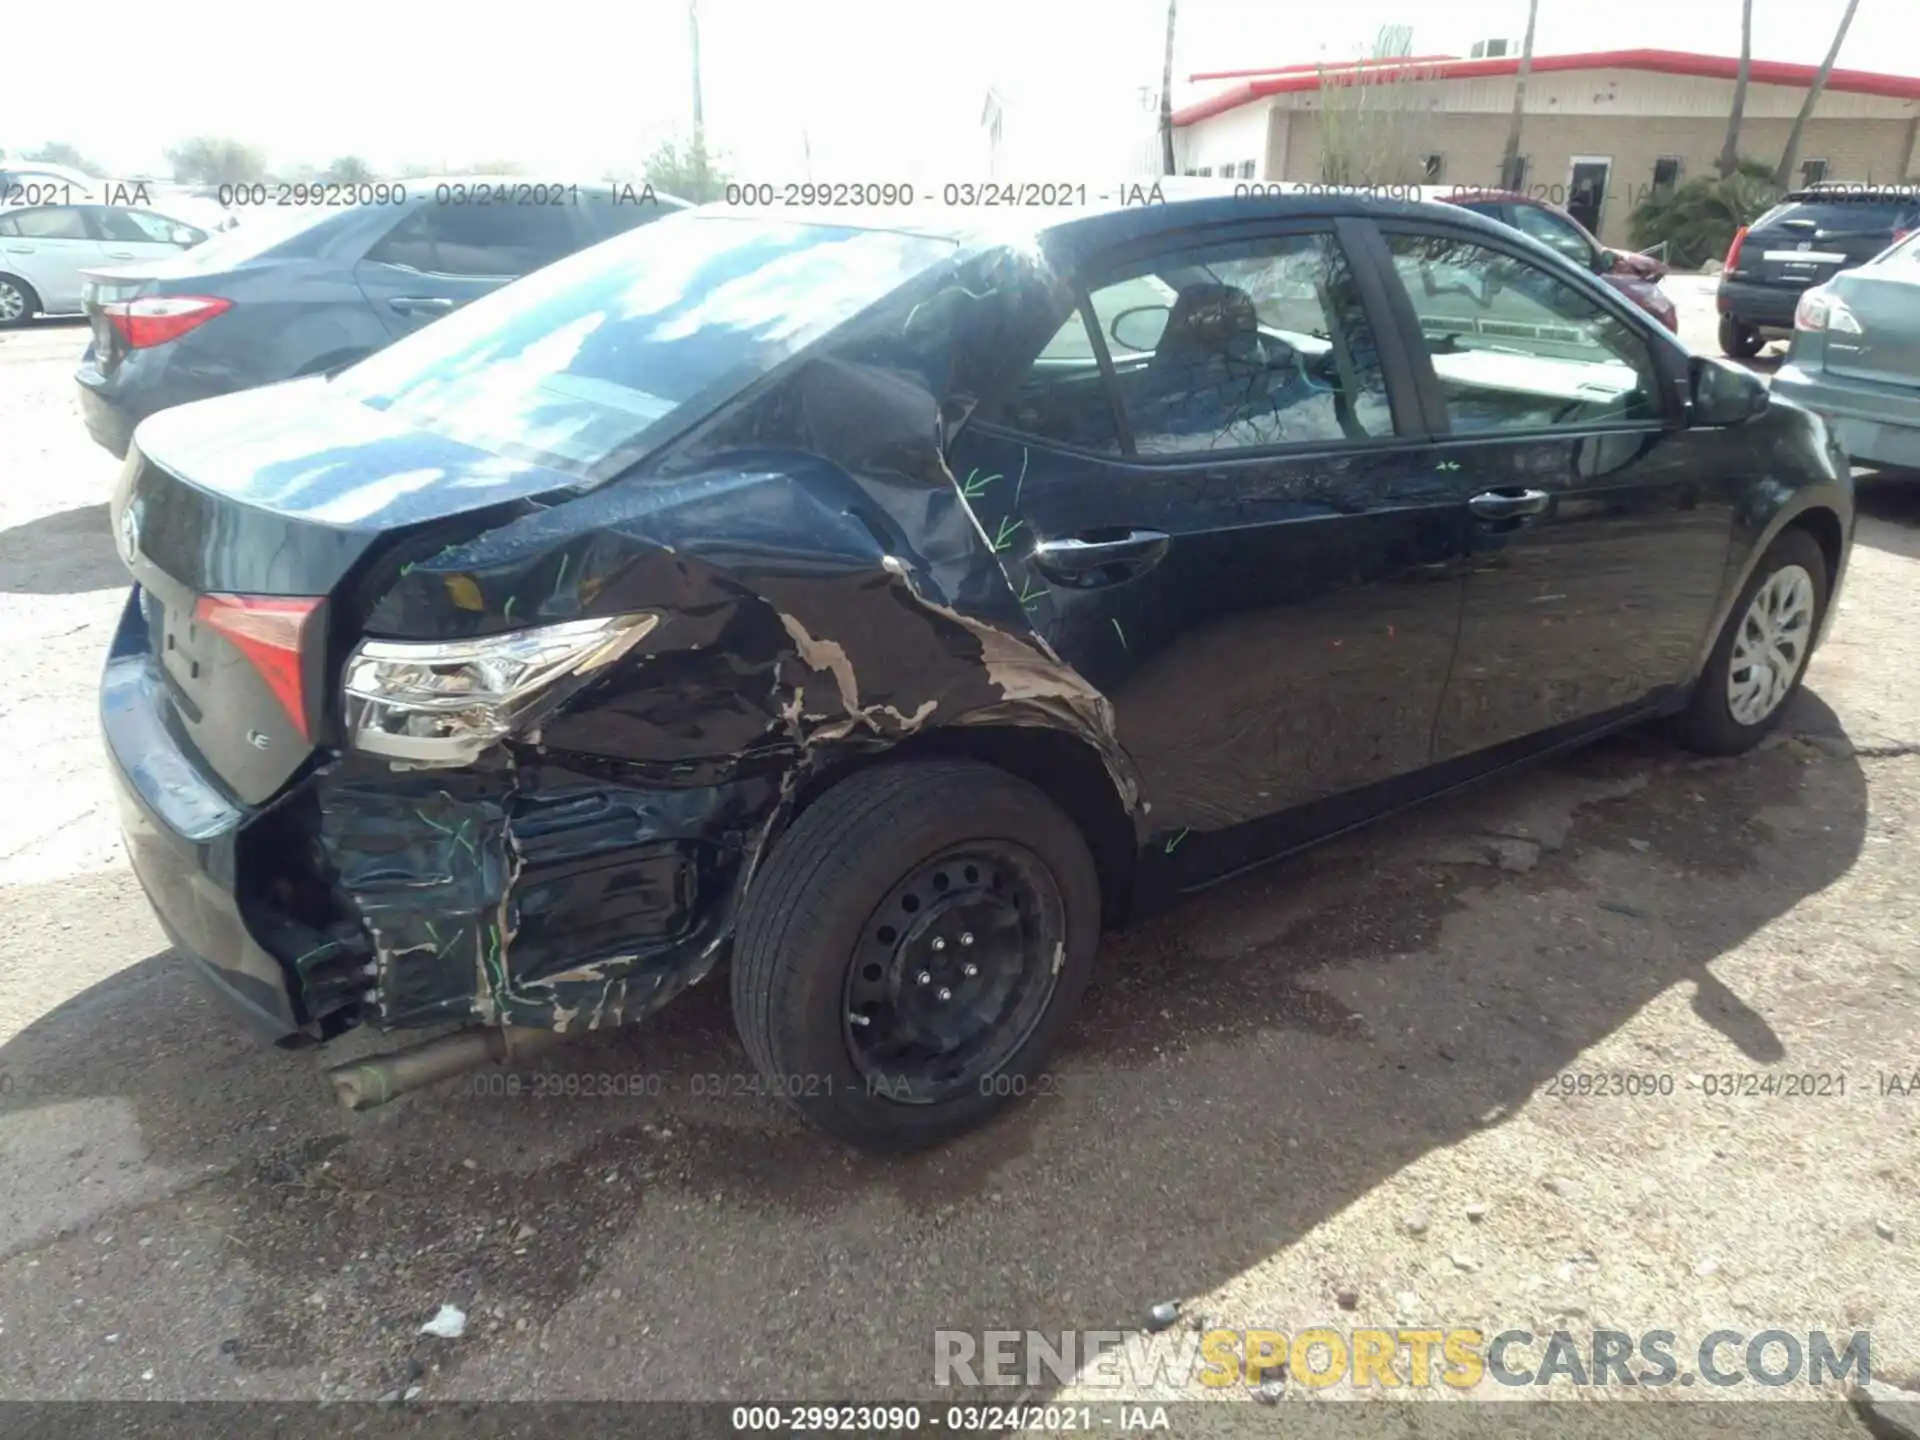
(1595, 248), (1620, 274)
(1689, 355), (1770, 426)
(1109, 304), (1170, 354)
(170, 226), (199, 246)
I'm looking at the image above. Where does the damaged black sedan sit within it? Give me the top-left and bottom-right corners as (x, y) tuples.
(104, 191), (1853, 1151)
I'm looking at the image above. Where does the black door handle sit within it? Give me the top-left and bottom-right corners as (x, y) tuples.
(1030, 529), (1171, 584)
(389, 296), (456, 315)
(1468, 488), (1551, 521)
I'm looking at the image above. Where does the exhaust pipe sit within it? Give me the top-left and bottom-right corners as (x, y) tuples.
(326, 1025), (568, 1112)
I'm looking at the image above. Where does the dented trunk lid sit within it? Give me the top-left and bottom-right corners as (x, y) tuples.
(110, 377), (584, 805)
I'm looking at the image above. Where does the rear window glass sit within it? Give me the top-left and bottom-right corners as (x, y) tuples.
(333, 213), (957, 481)
(1764, 198), (1913, 231)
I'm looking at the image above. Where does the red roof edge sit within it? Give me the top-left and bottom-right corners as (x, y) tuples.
(1189, 54), (1456, 83)
(1173, 47), (1920, 126)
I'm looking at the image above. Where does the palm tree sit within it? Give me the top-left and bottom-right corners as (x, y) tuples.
(1159, 0), (1179, 175)
(1773, 0), (1862, 189)
(1498, 0), (1540, 190)
(1717, 0), (1754, 178)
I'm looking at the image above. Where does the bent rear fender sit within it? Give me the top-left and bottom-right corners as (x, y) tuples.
(331, 360), (1141, 1032)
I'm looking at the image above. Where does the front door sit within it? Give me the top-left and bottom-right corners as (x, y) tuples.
(950, 220), (1466, 884)
(1566, 159), (1612, 239)
(1372, 222), (1732, 760)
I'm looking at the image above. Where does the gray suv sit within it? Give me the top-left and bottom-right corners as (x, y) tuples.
(75, 179), (687, 457)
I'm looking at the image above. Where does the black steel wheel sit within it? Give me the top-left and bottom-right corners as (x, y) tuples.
(731, 759), (1100, 1153)
(841, 841), (1066, 1105)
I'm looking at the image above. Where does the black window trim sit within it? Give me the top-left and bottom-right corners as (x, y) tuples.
(1365, 215), (1684, 441)
(971, 215), (1432, 467)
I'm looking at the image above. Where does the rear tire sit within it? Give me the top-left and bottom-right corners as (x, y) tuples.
(1673, 527), (1829, 756)
(1718, 315), (1765, 359)
(730, 760), (1100, 1153)
(0, 274), (39, 329)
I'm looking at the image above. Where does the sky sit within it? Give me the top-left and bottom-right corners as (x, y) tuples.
(4, 0), (1913, 183)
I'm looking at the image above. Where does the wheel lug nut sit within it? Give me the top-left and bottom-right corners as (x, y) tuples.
(931, 937), (946, 952)
(960, 932), (974, 946)
(938, 987), (952, 1001)
(963, 963), (978, 978)
(917, 971), (931, 985)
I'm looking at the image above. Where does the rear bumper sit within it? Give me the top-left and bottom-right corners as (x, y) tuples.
(1716, 279), (1801, 331)
(102, 628), (303, 1042)
(1773, 363), (1920, 469)
(102, 589), (775, 1049)
(75, 347), (227, 461)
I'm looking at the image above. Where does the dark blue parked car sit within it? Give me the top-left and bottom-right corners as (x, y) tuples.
(76, 178), (686, 457)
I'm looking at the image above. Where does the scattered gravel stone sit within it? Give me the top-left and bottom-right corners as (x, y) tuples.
(1335, 1286), (1360, 1311)
(1477, 1105), (1507, 1126)
(1254, 1379), (1287, 1405)
(1402, 1210), (1431, 1237)
(419, 1304), (467, 1340)
(1466, 1202), (1488, 1222)
(1876, 1219), (1896, 1241)
(1542, 1176), (1575, 1197)
(1628, 839), (1651, 852)
(1451, 1253), (1479, 1272)
(1146, 1302), (1182, 1332)
(1694, 1258), (1721, 1278)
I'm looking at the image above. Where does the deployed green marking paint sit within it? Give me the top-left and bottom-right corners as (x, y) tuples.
(992, 515), (1024, 552)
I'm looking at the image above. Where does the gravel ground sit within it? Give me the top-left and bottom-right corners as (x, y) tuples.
(0, 295), (1916, 1427)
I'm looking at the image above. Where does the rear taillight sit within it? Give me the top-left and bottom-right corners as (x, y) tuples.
(1724, 227), (1749, 272)
(1893, 229), (1912, 244)
(1793, 286), (1863, 334)
(102, 295), (232, 349)
(193, 595), (321, 741)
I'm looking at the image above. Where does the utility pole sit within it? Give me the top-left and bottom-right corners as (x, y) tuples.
(689, 0), (708, 197)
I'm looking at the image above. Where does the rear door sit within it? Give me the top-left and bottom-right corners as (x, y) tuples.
(353, 198), (594, 339)
(0, 204), (107, 312)
(1371, 220), (1730, 759)
(1745, 194), (1914, 293)
(949, 217), (1466, 882)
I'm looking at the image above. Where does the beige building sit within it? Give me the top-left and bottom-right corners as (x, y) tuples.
(1172, 49), (1920, 247)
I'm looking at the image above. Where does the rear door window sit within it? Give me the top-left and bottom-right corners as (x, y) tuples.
(979, 230), (1393, 458)
(366, 203), (585, 277)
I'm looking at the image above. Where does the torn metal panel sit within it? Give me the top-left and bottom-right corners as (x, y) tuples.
(306, 235), (1145, 1036)
(316, 755), (779, 1031)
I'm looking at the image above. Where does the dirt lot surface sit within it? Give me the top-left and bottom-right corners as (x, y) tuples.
(1, 293), (1917, 1429)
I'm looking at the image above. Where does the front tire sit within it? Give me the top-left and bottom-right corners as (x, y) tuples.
(1718, 315), (1765, 359)
(0, 274), (39, 329)
(1673, 527), (1828, 756)
(731, 759), (1100, 1153)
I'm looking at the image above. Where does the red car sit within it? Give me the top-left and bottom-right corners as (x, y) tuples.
(1422, 186), (1679, 331)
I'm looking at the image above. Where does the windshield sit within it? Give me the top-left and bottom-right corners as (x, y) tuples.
(332, 213), (957, 480)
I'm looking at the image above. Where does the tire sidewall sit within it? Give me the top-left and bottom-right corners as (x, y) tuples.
(1690, 528), (1829, 749)
(0, 276), (36, 328)
(760, 766), (1099, 1149)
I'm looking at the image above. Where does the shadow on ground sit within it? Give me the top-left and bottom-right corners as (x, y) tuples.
(0, 502), (125, 595)
(0, 691), (1872, 1398)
